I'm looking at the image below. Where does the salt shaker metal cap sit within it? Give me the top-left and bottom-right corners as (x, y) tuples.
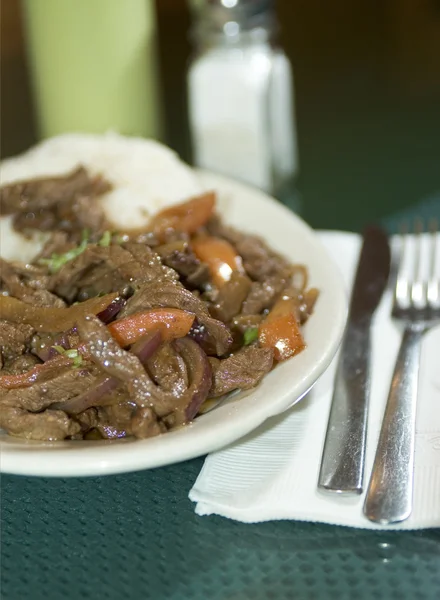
(196, 0), (277, 35)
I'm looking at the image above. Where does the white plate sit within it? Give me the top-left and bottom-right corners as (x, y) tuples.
(0, 172), (347, 477)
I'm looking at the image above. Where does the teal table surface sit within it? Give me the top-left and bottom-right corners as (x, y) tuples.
(2, 198), (440, 600)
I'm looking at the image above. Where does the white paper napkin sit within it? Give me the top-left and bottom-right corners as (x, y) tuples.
(189, 232), (440, 529)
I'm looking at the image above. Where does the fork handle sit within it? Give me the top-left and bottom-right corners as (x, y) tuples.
(363, 325), (424, 524)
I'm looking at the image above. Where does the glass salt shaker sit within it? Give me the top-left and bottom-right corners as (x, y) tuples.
(187, 0), (300, 211)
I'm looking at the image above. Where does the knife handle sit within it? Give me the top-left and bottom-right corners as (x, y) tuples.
(318, 321), (371, 494)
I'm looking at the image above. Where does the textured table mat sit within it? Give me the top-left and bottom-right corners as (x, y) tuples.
(2, 461), (440, 600)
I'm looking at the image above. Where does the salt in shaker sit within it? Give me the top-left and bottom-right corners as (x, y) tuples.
(187, 0), (299, 210)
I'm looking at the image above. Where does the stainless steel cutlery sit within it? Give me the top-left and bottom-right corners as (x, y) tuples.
(364, 220), (440, 524)
(318, 226), (391, 494)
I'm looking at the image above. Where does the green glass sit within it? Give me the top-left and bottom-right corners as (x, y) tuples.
(22, 0), (162, 139)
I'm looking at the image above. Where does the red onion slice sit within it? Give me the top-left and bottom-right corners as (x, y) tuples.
(97, 296), (126, 324)
(188, 317), (232, 356)
(130, 331), (163, 365)
(174, 337), (212, 421)
(53, 330), (162, 415)
(52, 376), (120, 414)
(33, 332), (71, 362)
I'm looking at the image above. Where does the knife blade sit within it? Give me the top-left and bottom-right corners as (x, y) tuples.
(318, 225), (391, 494)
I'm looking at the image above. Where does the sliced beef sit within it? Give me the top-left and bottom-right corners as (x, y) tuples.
(0, 258), (65, 308)
(51, 243), (177, 303)
(1, 166), (102, 214)
(0, 405), (81, 440)
(120, 280), (232, 356)
(123, 243), (178, 282)
(209, 272), (252, 323)
(0, 320), (34, 363)
(129, 407), (165, 439)
(146, 343), (188, 392)
(1, 354), (40, 375)
(93, 403), (164, 439)
(209, 346), (274, 397)
(94, 403), (134, 439)
(235, 236), (293, 282)
(188, 316), (233, 357)
(35, 231), (71, 261)
(206, 216), (244, 245)
(1, 366), (98, 412)
(281, 286), (319, 324)
(76, 314), (160, 407)
(120, 280), (210, 319)
(207, 216), (293, 282)
(0, 166), (111, 235)
(75, 407), (100, 432)
(231, 314), (263, 334)
(156, 240), (210, 288)
(241, 274), (289, 315)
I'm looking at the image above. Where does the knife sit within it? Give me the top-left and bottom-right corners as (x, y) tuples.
(318, 225), (391, 494)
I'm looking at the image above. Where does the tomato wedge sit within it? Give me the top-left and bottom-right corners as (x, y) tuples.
(259, 298), (306, 361)
(107, 308), (195, 347)
(0, 355), (74, 390)
(191, 236), (244, 288)
(149, 192), (216, 239)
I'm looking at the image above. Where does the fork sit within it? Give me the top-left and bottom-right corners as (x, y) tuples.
(363, 219), (440, 524)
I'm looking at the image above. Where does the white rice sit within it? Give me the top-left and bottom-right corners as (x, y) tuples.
(0, 132), (206, 262)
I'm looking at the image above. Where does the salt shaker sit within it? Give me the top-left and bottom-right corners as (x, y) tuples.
(187, 0), (299, 209)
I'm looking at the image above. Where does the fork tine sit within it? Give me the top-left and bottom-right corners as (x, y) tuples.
(413, 218), (424, 281)
(427, 218), (439, 307)
(410, 218), (425, 307)
(395, 221), (410, 306)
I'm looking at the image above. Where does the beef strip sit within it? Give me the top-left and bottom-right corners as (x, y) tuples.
(76, 314), (172, 416)
(1, 166), (102, 214)
(281, 286), (319, 324)
(0, 320), (34, 363)
(94, 403), (134, 438)
(0, 166), (111, 236)
(34, 231), (71, 261)
(129, 406), (165, 439)
(0, 406), (81, 440)
(241, 274), (290, 315)
(206, 216), (244, 245)
(156, 240), (210, 288)
(120, 280), (210, 319)
(74, 406), (100, 432)
(76, 315), (210, 426)
(92, 403), (165, 439)
(209, 272), (252, 323)
(1, 366), (98, 412)
(146, 343), (188, 392)
(207, 216), (293, 282)
(0, 258), (65, 308)
(1, 354), (40, 375)
(209, 346), (274, 397)
(231, 314), (263, 334)
(51, 243), (177, 303)
(119, 280), (232, 356)
(235, 236), (293, 282)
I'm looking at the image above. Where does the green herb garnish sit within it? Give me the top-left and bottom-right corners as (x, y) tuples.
(243, 327), (259, 346)
(53, 346), (83, 368)
(39, 229), (90, 274)
(98, 230), (112, 247)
